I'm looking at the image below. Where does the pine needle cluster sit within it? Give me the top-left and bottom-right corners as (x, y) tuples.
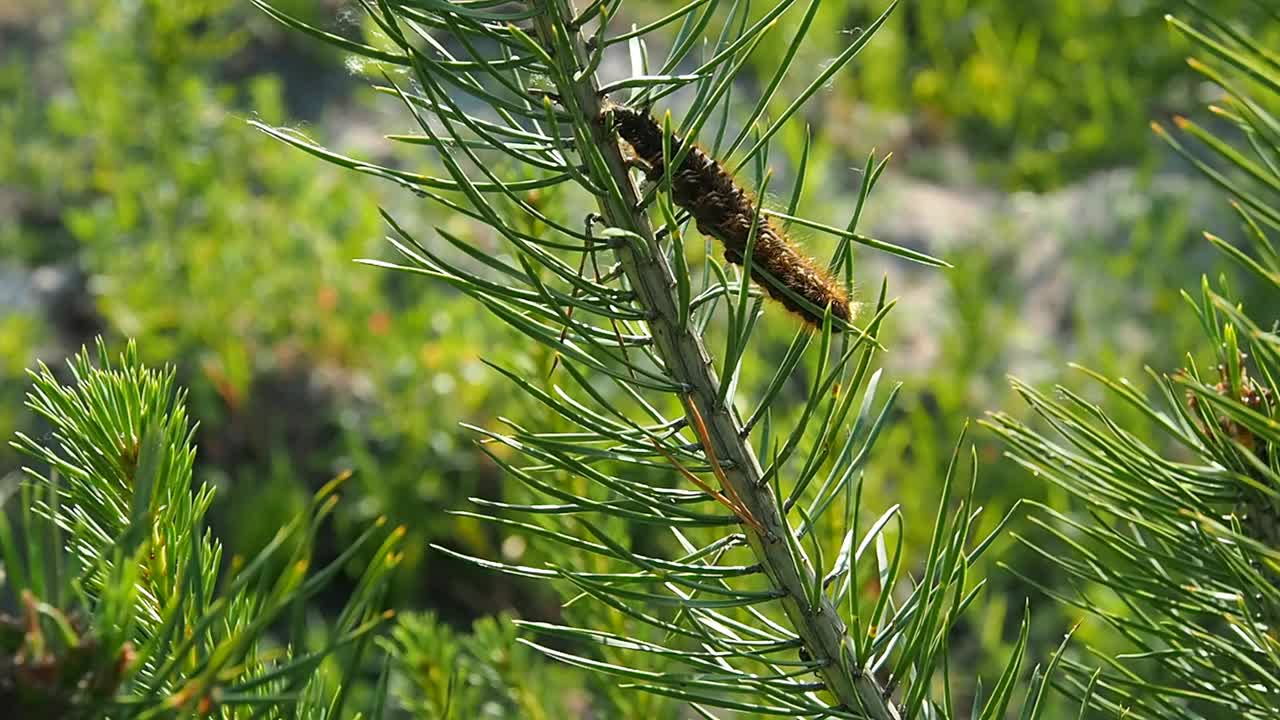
(986, 6), (1280, 717)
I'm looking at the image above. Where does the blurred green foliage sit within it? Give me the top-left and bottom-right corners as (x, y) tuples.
(713, 0), (1275, 188)
(2, 0), (1278, 715)
(863, 0), (1279, 188)
(0, 0), (543, 618)
(383, 612), (576, 718)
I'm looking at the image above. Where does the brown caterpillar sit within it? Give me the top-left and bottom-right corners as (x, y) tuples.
(606, 104), (853, 330)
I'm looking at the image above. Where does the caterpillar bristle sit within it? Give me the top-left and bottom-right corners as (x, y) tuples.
(605, 103), (855, 330)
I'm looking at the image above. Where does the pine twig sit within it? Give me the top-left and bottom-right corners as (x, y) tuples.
(529, 1), (900, 716)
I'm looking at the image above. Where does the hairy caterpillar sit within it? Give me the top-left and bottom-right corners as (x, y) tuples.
(606, 104), (854, 330)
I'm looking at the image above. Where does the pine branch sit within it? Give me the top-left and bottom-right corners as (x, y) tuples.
(986, 7), (1280, 717)
(253, 1), (1059, 716)
(527, 1), (897, 715)
(3, 340), (401, 718)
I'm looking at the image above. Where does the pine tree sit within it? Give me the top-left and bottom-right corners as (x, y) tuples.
(985, 6), (1280, 718)
(251, 0), (1065, 717)
(2, 341), (401, 718)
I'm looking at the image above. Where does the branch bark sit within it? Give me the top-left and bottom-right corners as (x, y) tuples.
(530, 2), (899, 717)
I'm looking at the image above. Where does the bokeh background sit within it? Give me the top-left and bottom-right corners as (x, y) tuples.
(4, 0), (1280, 714)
